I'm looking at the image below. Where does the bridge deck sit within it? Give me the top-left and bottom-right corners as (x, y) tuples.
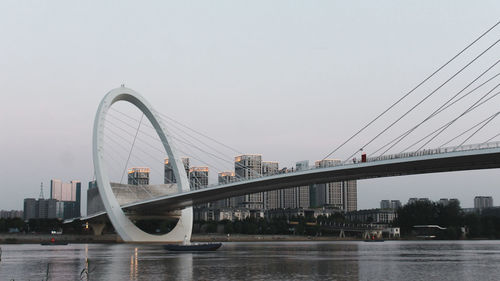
(119, 144), (500, 214)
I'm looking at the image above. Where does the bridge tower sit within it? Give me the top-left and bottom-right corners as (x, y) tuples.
(92, 87), (193, 242)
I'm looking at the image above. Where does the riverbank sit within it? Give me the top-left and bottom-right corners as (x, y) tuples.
(5, 233), (491, 244)
(192, 234), (361, 242)
(0, 233), (366, 244)
(0, 233), (121, 244)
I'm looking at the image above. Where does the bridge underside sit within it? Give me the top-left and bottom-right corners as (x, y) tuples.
(120, 148), (500, 214)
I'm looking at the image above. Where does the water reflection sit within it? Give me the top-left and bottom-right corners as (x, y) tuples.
(1, 241), (500, 280)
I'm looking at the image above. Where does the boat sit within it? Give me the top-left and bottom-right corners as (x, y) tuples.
(163, 235), (222, 252)
(364, 235), (384, 242)
(40, 238), (69, 246)
(363, 239), (385, 242)
(163, 243), (222, 252)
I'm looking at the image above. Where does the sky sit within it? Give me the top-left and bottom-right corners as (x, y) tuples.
(0, 1), (499, 212)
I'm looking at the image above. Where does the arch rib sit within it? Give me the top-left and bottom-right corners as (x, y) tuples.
(92, 87), (192, 242)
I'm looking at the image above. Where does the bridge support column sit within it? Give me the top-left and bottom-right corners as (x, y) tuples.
(90, 222), (106, 236)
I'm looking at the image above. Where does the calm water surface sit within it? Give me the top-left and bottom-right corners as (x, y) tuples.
(1, 241), (500, 280)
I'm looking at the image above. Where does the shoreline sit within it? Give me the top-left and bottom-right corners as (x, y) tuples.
(0, 233), (496, 244)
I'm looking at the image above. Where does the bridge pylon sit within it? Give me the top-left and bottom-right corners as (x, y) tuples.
(92, 87), (193, 242)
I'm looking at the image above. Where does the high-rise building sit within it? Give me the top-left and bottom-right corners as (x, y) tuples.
(474, 196), (493, 210)
(297, 185), (310, 208)
(343, 180), (357, 212)
(295, 161), (311, 209)
(50, 179), (79, 201)
(263, 161), (311, 210)
(27, 179), (81, 220)
(189, 167), (209, 190)
(391, 200), (402, 209)
(295, 160), (309, 171)
(380, 200), (391, 209)
(408, 198), (418, 205)
(325, 182), (343, 209)
(164, 157), (190, 183)
(34, 198), (58, 219)
(311, 160), (341, 207)
(408, 198), (430, 205)
(438, 198), (459, 207)
(315, 159), (342, 168)
(218, 171), (235, 184)
(381, 199), (402, 209)
(214, 172), (236, 208)
(50, 179), (62, 200)
(73, 180), (81, 217)
(37, 198), (48, 219)
(128, 167), (150, 185)
(281, 187), (297, 209)
(235, 154), (263, 210)
(23, 198), (37, 220)
(309, 159), (357, 212)
(190, 166), (209, 210)
(439, 198), (449, 206)
(262, 161), (280, 210)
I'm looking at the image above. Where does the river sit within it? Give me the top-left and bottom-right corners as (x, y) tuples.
(1, 241), (500, 280)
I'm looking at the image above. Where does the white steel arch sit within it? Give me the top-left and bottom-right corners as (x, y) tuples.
(92, 86), (192, 242)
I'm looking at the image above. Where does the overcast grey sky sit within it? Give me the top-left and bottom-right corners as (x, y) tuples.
(0, 1), (499, 211)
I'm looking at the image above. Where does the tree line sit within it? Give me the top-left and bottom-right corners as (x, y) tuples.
(394, 200), (500, 239)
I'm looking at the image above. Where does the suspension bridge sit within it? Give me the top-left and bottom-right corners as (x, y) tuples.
(81, 21), (500, 242)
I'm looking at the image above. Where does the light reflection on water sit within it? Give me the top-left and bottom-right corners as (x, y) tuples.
(1, 241), (500, 280)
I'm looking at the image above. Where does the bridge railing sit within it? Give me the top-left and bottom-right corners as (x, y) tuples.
(177, 141), (500, 194)
(365, 141), (500, 163)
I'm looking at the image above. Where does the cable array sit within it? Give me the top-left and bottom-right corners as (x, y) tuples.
(318, 20), (500, 162)
(97, 21), (500, 199)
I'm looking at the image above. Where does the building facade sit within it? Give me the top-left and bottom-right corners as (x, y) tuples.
(262, 161), (280, 210)
(438, 198), (459, 206)
(310, 159), (357, 212)
(24, 198), (59, 220)
(346, 208), (397, 224)
(50, 179), (80, 202)
(23, 198), (37, 220)
(295, 160), (311, 209)
(408, 198), (430, 205)
(164, 157), (190, 184)
(47, 180), (82, 219)
(128, 167), (150, 185)
(213, 172), (236, 208)
(474, 196), (493, 210)
(0, 210), (23, 219)
(189, 167), (209, 190)
(342, 180), (357, 212)
(235, 154), (263, 210)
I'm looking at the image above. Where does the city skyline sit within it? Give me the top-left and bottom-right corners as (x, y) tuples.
(1, 2), (500, 211)
(16, 151), (499, 215)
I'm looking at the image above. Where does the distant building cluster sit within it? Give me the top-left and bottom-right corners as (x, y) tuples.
(474, 196), (493, 210)
(19, 154), (497, 228)
(144, 155), (357, 221)
(23, 180), (81, 221)
(0, 210), (23, 219)
(380, 200), (402, 210)
(346, 209), (397, 224)
(407, 197), (430, 204)
(438, 198), (460, 206)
